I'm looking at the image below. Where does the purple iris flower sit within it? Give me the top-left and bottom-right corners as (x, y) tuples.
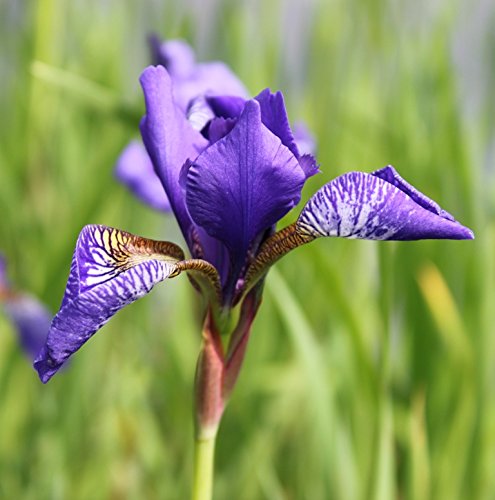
(115, 36), (249, 213)
(115, 37), (316, 214)
(0, 254), (51, 360)
(33, 63), (473, 387)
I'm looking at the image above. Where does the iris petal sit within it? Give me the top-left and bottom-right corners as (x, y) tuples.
(255, 89), (300, 157)
(297, 170), (474, 240)
(255, 89), (319, 179)
(149, 37), (196, 81)
(115, 141), (170, 212)
(207, 117), (236, 143)
(372, 165), (455, 221)
(206, 95), (246, 119)
(139, 65), (208, 243)
(148, 36), (248, 111)
(186, 100), (306, 267)
(176, 62), (249, 109)
(33, 225), (185, 383)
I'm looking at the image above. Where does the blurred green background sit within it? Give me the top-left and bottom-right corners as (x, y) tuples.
(1, 0), (494, 498)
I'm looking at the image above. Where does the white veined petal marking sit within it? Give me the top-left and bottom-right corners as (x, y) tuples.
(297, 172), (400, 240)
(78, 225), (184, 292)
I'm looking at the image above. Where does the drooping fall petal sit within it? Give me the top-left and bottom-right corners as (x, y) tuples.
(242, 167), (473, 295)
(33, 225), (185, 383)
(297, 168), (474, 240)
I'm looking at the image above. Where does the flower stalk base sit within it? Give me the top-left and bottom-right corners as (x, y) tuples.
(192, 434), (217, 500)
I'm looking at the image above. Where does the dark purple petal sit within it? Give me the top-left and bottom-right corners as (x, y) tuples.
(33, 225), (185, 383)
(4, 294), (51, 360)
(115, 141), (170, 212)
(206, 95), (246, 119)
(297, 170), (474, 241)
(298, 154), (320, 179)
(186, 100), (306, 265)
(194, 226), (232, 286)
(207, 117), (237, 143)
(140, 65), (208, 243)
(255, 89), (299, 157)
(254, 90), (319, 179)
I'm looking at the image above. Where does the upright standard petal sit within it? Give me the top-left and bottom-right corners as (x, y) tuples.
(297, 169), (474, 240)
(139, 65), (208, 241)
(186, 100), (306, 265)
(255, 89), (319, 179)
(149, 37), (196, 80)
(255, 89), (300, 157)
(115, 141), (170, 212)
(33, 225), (185, 383)
(148, 36), (248, 111)
(174, 63), (249, 111)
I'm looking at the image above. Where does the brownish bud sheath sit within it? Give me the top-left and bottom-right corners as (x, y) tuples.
(194, 310), (226, 440)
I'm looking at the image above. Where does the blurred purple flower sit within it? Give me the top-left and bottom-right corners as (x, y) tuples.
(292, 121), (316, 156)
(115, 36), (248, 213)
(34, 64), (473, 385)
(116, 37), (316, 213)
(148, 35), (249, 111)
(115, 140), (171, 211)
(0, 254), (51, 360)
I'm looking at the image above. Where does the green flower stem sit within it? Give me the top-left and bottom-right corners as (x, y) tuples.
(191, 291), (260, 499)
(191, 434), (217, 500)
(192, 310), (224, 500)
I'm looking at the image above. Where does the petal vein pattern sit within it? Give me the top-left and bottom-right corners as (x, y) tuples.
(297, 170), (474, 241)
(186, 100), (305, 264)
(34, 225), (184, 383)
